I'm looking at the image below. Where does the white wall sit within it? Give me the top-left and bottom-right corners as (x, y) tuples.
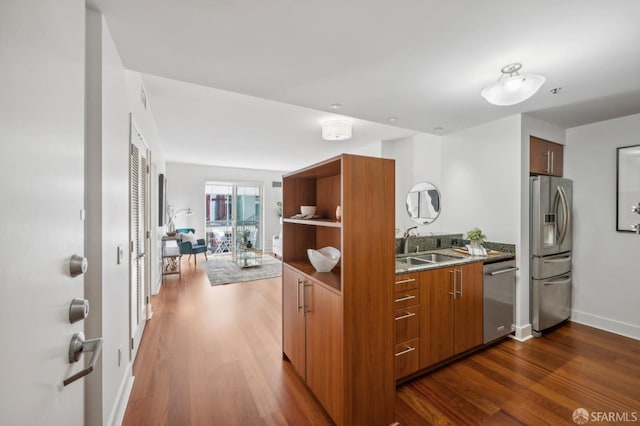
(565, 113), (640, 339)
(438, 116), (522, 243)
(382, 134), (442, 234)
(85, 10), (131, 426)
(165, 162), (287, 254)
(86, 10), (166, 426)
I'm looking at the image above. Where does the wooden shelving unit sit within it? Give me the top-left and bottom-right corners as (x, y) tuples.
(281, 153), (396, 425)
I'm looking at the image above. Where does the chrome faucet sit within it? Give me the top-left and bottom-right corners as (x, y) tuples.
(401, 226), (418, 254)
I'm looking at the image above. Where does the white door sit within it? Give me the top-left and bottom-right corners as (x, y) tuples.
(0, 1), (87, 423)
(130, 120), (150, 359)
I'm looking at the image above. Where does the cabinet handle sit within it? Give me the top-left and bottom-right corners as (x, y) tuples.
(395, 278), (416, 285)
(545, 151), (551, 173)
(456, 269), (463, 297)
(395, 312), (416, 321)
(395, 345), (416, 357)
(302, 282), (312, 314)
(550, 151), (554, 174)
(449, 270), (456, 299)
(296, 278), (303, 312)
(394, 295), (416, 303)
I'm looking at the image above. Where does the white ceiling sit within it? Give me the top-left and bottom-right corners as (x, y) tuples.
(93, 0), (640, 171)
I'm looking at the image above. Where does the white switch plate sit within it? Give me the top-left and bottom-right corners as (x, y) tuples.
(117, 245), (124, 264)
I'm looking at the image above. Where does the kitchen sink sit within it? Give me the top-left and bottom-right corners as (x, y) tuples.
(396, 253), (461, 270)
(396, 256), (433, 267)
(414, 253), (460, 263)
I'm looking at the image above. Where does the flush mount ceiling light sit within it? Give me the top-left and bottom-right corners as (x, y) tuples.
(321, 119), (352, 141)
(481, 63), (546, 106)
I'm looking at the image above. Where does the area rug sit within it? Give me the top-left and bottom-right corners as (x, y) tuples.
(205, 254), (282, 286)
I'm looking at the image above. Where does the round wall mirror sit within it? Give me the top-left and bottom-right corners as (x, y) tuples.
(406, 182), (441, 224)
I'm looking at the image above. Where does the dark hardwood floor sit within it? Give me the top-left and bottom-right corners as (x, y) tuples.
(123, 258), (640, 425)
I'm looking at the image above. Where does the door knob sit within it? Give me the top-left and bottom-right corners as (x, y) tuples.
(69, 254), (88, 277)
(63, 332), (103, 386)
(68, 298), (90, 324)
(632, 203), (640, 215)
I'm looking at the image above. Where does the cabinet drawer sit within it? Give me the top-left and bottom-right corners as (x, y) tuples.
(394, 305), (420, 343)
(394, 338), (419, 379)
(394, 273), (419, 292)
(393, 288), (419, 309)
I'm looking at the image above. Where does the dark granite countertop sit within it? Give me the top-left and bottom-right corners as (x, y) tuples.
(395, 248), (515, 275)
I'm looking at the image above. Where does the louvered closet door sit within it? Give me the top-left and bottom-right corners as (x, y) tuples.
(130, 128), (150, 360)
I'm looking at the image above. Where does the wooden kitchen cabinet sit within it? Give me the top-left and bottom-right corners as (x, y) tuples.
(530, 136), (564, 176)
(283, 265), (343, 421)
(282, 266), (307, 377)
(419, 261), (483, 368)
(282, 154), (395, 426)
(393, 273), (420, 379)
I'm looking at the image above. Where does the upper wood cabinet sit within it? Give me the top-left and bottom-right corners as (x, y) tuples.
(281, 154), (395, 426)
(530, 136), (564, 176)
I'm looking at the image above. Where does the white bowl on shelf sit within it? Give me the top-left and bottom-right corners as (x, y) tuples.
(307, 246), (341, 272)
(300, 205), (317, 215)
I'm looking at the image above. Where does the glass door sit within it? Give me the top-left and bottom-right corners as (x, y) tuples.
(205, 184), (233, 254)
(234, 184), (262, 250)
(205, 182), (263, 256)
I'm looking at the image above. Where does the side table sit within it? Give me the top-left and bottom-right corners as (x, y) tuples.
(162, 235), (182, 278)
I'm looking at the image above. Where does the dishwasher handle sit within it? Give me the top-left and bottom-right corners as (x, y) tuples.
(486, 267), (519, 276)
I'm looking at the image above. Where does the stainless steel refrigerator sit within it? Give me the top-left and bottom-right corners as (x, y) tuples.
(530, 176), (572, 334)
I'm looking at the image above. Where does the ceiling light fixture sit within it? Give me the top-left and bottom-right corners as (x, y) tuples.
(321, 120), (352, 141)
(331, 103), (343, 109)
(481, 63), (545, 106)
(388, 117), (398, 122)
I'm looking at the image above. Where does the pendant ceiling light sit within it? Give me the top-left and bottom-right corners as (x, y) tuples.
(481, 63), (545, 106)
(321, 119), (352, 141)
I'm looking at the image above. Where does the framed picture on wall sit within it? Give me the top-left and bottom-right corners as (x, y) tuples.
(159, 173), (167, 226)
(616, 144), (640, 232)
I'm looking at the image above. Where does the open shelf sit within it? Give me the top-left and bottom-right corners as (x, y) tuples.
(283, 218), (342, 228)
(287, 261), (341, 293)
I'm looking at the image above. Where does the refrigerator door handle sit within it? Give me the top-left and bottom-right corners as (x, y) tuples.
(543, 276), (571, 285)
(542, 255), (572, 263)
(557, 185), (570, 246)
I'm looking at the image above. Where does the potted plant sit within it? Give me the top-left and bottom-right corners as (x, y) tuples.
(466, 227), (486, 249)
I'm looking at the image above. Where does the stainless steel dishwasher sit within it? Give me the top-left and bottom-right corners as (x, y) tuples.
(483, 259), (517, 344)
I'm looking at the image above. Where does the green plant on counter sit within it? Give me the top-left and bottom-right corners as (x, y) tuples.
(466, 227), (486, 244)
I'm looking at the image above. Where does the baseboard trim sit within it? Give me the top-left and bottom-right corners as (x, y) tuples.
(510, 324), (534, 342)
(571, 310), (640, 341)
(108, 364), (134, 426)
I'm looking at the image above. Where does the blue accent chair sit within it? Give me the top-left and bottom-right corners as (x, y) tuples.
(177, 229), (208, 265)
